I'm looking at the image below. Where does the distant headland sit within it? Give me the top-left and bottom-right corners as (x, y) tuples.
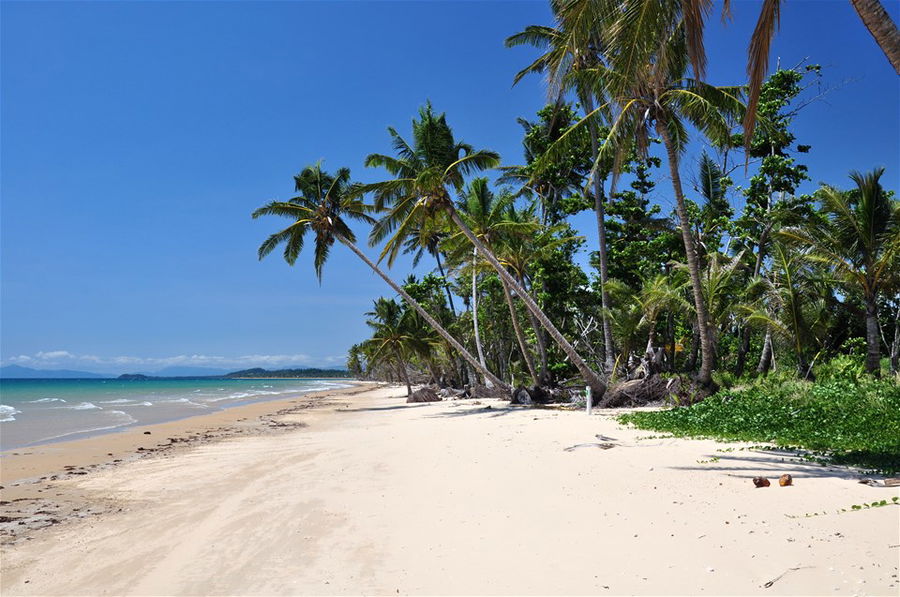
(117, 367), (350, 380)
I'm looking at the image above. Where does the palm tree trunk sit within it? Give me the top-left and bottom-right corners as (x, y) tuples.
(500, 277), (540, 386)
(757, 328), (774, 374)
(864, 293), (882, 376)
(890, 303), (899, 374)
(657, 121), (716, 389)
(584, 94), (617, 372)
(434, 251), (457, 316)
(685, 326), (700, 372)
(471, 248), (489, 380)
(337, 234), (508, 390)
(394, 347), (412, 396)
(849, 0), (900, 74)
(520, 273), (550, 383)
(446, 208), (607, 396)
(736, 237), (766, 377)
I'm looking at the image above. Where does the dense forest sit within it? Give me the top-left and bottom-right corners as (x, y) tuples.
(252, 1), (899, 468)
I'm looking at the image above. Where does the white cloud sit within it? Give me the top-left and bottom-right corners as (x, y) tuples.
(2, 350), (345, 373)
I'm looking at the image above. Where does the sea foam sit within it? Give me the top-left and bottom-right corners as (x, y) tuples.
(0, 405), (21, 422)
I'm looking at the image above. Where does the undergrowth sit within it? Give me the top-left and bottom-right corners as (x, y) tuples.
(619, 375), (900, 474)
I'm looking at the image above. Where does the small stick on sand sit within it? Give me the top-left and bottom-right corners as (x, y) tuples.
(762, 566), (814, 588)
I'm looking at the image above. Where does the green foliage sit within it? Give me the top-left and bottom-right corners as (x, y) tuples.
(620, 373), (900, 473)
(814, 353), (866, 383)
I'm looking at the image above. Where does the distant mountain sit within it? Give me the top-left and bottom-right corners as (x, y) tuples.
(225, 367), (350, 378)
(145, 366), (233, 377)
(0, 364), (110, 379)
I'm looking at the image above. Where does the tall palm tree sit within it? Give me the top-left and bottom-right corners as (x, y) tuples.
(779, 168), (900, 375)
(549, 17), (746, 389)
(446, 178), (541, 386)
(363, 103), (607, 396)
(252, 162), (507, 389)
(507, 14), (619, 372)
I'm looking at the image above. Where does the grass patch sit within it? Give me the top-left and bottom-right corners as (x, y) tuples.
(619, 376), (900, 474)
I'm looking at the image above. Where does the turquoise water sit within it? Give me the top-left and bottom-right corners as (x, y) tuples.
(0, 378), (350, 450)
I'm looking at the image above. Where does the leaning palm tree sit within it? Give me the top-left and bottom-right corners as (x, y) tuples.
(445, 178), (541, 386)
(492, 214), (576, 384)
(362, 103), (607, 396)
(779, 168), (900, 375)
(252, 162), (507, 389)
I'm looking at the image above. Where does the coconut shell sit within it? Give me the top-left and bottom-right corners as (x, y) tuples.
(753, 476), (771, 488)
(779, 474), (793, 487)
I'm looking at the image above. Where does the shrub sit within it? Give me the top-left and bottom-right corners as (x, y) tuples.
(619, 376), (900, 473)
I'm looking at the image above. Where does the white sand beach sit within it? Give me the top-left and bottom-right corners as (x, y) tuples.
(1, 384), (897, 596)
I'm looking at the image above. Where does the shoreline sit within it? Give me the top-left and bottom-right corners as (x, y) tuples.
(2, 384), (897, 595)
(0, 381), (378, 544)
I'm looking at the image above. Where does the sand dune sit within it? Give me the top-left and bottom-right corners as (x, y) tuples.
(1, 385), (897, 595)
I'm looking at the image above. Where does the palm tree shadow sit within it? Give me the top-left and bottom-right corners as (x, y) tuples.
(672, 448), (881, 480)
(338, 403), (435, 413)
(425, 404), (523, 419)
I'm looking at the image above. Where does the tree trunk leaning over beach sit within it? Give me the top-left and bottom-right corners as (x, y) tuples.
(500, 276), (540, 386)
(447, 208), (607, 397)
(337, 233), (508, 390)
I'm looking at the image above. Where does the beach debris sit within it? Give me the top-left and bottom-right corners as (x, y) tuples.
(143, 431), (151, 435)
(438, 387), (467, 399)
(406, 387), (441, 403)
(762, 565), (814, 588)
(510, 386), (532, 405)
(563, 442), (616, 452)
(753, 477), (771, 488)
(598, 375), (706, 408)
(885, 478), (900, 487)
(779, 474), (793, 487)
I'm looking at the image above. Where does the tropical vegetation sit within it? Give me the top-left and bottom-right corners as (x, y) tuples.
(253, 0), (899, 441)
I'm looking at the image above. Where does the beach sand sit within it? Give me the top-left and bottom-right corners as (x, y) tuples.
(1, 384), (897, 595)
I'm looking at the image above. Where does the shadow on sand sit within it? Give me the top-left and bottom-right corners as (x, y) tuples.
(671, 447), (876, 480)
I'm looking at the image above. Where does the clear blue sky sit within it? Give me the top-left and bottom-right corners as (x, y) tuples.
(1, 0), (897, 374)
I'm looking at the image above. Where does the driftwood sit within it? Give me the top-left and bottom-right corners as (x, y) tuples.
(598, 375), (716, 408)
(407, 387), (441, 403)
(508, 385), (568, 405)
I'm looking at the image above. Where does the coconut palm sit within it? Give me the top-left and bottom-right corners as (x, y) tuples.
(744, 242), (831, 379)
(779, 168), (900, 375)
(252, 162), (506, 389)
(444, 178), (541, 386)
(507, 14), (619, 372)
(401, 218), (458, 316)
(363, 298), (427, 396)
(547, 16), (746, 389)
(363, 103), (607, 395)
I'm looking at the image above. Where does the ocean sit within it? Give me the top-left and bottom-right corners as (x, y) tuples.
(0, 377), (351, 451)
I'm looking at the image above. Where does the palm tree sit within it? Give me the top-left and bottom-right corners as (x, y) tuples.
(445, 178), (541, 386)
(779, 168), (900, 375)
(637, 274), (690, 356)
(507, 15), (619, 372)
(363, 298), (426, 396)
(401, 218), (458, 316)
(549, 16), (746, 389)
(252, 162), (507, 389)
(363, 103), (607, 395)
(744, 242), (830, 379)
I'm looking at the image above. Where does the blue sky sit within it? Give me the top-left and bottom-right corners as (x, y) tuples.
(1, 0), (897, 374)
